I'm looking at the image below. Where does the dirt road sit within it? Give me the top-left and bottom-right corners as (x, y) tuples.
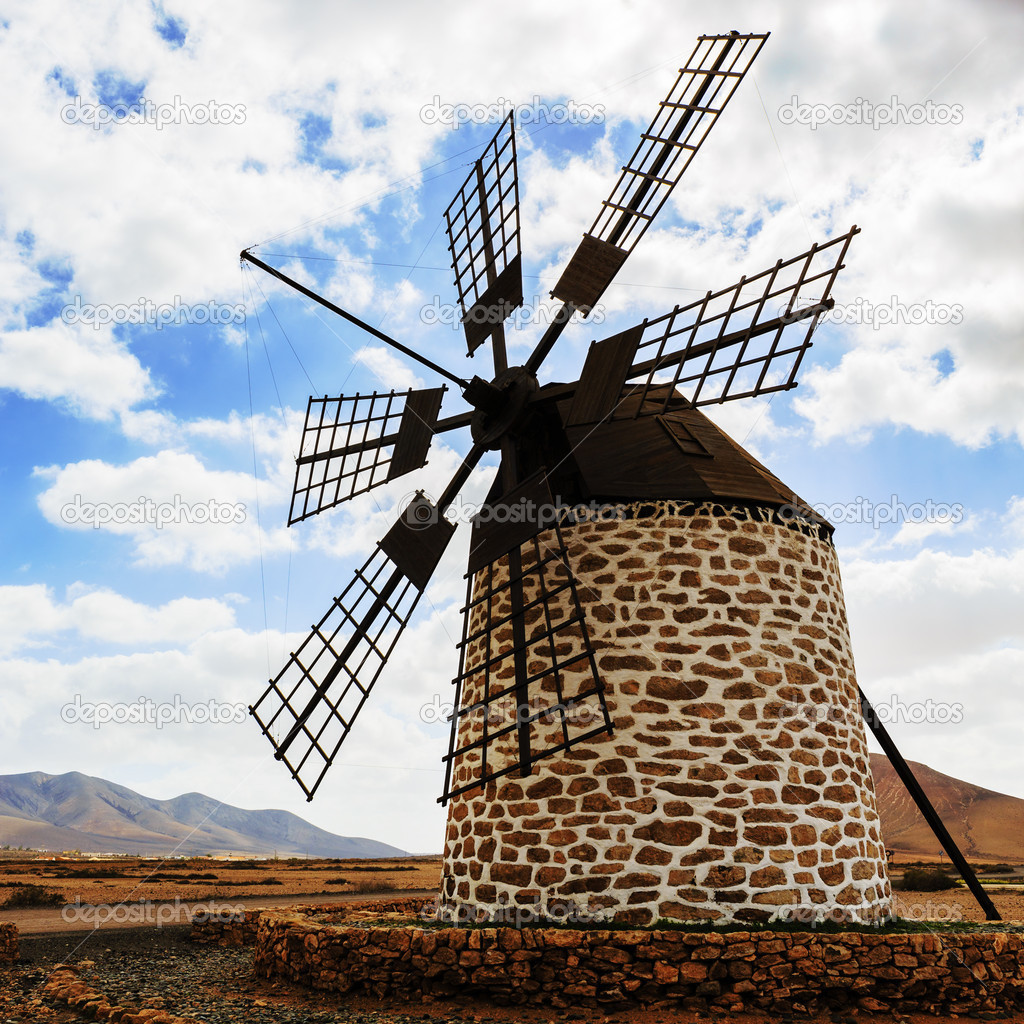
(6, 888), (436, 935)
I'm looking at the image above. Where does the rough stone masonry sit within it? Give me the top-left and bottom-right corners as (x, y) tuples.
(440, 500), (893, 926)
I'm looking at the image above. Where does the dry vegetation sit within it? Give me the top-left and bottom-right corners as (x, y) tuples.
(0, 853), (441, 907)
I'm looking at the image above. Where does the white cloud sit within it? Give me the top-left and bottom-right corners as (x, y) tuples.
(0, 583), (237, 654)
(0, 321), (155, 420)
(33, 449), (289, 573)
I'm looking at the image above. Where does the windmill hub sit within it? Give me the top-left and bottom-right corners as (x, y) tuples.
(467, 365), (539, 449)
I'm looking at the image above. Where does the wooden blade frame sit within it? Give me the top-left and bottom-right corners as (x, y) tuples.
(250, 499), (456, 800)
(552, 31), (768, 313)
(289, 387), (445, 524)
(440, 516), (612, 804)
(622, 227), (859, 414)
(566, 227), (859, 426)
(444, 113), (523, 359)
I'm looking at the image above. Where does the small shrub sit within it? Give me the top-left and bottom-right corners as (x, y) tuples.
(325, 877), (348, 885)
(2, 884), (65, 908)
(348, 879), (397, 895)
(898, 867), (959, 891)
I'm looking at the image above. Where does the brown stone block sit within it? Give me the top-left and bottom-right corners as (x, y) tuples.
(582, 792), (620, 813)
(606, 776), (637, 797)
(634, 820), (703, 846)
(647, 719), (685, 732)
(535, 866), (566, 887)
(678, 702), (725, 719)
(501, 831), (542, 849)
(567, 778), (599, 797)
(526, 847), (550, 863)
(823, 784), (858, 803)
(490, 863), (533, 887)
(790, 824), (817, 846)
(647, 676), (707, 700)
(658, 551), (702, 567)
(546, 829), (577, 846)
(637, 846), (673, 866)
(722, 681), (766, 699)
(703, 865), (746, 888)
(749, 865), (787, 887)
(751, 888), (800, 905)
(819, 863), (846, 885)
(633, 699), (669, 714)
(547, 798), (575, 815)
(689, 735), (727, 747)
(636, 761), (682, 777)
(780, 784), (818, 805)
(692, 661), (744, 681)
(743, 825), (787, 846)
(743, 808), (797, 824)
(525, 777), (562, 799)
(624, 797), (657, 814)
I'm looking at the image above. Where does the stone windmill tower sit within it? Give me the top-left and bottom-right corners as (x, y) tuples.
(244, 30), (999, 926)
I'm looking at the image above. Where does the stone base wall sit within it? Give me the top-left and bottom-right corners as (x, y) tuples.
(0, 922), (17, 962)
(253, 914), (1024, 1017)
(441, 503), (892, 925)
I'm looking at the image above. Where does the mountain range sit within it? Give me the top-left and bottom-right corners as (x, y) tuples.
(869, 753), (1024, 861)
(1, 759), (1022, 861)
(0, 771), (405, 858)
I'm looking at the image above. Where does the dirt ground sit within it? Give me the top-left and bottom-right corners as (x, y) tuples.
(2, 855), (1024, 1023)
(0, 852), (442, 907)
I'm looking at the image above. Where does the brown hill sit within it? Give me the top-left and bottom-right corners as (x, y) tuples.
(870, 753), (1024, 862)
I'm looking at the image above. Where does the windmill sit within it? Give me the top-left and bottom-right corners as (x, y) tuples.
(242, 31), (999, 925)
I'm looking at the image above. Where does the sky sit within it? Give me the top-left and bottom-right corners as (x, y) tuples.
(0, 0), (1022, 856)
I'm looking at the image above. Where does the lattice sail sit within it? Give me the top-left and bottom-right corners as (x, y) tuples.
(566, 227), (859, 425)
(252, 500), (456, 800)
(289, 387), (445, 524)
(440, 519), (612, 804)
(444, 113), (523, 357)
(552, 31), (768, 313)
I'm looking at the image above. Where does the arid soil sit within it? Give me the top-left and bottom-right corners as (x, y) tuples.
(0, 853), (442, 907)
(2, 855), (1024, 1023)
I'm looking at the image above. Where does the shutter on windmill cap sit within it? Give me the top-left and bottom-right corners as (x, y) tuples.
(380, 498), (457, 591)
(566, 326), (644, 427)
(388, 387), (445, 480)
(551, 234), (628, 314)
(467, 473), (555, 576)
(461, 255), (524, 356)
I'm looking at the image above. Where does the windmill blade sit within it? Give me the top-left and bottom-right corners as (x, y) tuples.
(551, 31), (768, 315)
(440, 474), (612, 804)
(251, 494), (456, 800)
(289, 387), (446, 524)
(444, 113), (523, 360)
(565, 226), (859, 426)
